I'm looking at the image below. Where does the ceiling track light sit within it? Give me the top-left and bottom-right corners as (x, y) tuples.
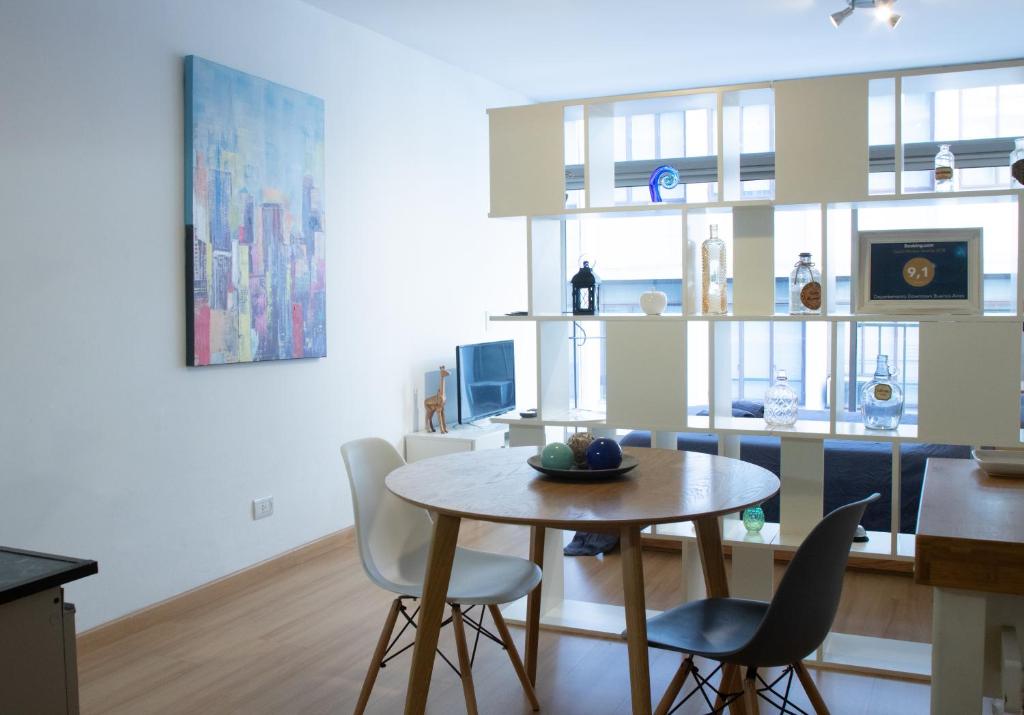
(829, 0), (902, 29)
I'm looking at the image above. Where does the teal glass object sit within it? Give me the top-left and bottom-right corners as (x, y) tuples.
(742, 506), (765, 533)
(648, 165), (679, 202)
(541, 442), (575, 469)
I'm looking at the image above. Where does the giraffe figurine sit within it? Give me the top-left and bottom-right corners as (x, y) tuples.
(424, 365), (450, 434)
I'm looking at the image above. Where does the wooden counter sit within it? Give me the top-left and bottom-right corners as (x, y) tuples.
(915, 458), (1024, 596)
(915, 458), (1024, 715)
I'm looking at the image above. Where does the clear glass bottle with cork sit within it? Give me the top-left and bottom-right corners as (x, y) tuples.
(789, 252), (822, 315)
(860, 355), (905, 430)
(934, 144), (955, 192)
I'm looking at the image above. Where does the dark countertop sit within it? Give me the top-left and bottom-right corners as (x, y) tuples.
(0, 547), (98, 605)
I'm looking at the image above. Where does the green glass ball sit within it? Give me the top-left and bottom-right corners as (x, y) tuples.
(541, 442), (575, 469)
(742, 507), (765, 533)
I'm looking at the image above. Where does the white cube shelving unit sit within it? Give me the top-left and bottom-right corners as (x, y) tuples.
(487, 58), (1024, 680)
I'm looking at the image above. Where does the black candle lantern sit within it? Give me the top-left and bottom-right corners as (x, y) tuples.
(571, 261), (599, 315)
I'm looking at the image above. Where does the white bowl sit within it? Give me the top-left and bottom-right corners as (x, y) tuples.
(972, 447), (1024, 478)
(640, 291), (668, 316)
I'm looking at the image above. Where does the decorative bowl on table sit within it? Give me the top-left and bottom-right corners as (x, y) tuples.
(526, 453), (639, 480)
(972, 447), (1024, 478)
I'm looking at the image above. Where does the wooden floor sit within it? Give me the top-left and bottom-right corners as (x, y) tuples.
(79, 522), (933, 714)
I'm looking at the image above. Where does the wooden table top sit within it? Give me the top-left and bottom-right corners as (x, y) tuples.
(386, 446), (780, 529)
(915, 458), (1024, 595)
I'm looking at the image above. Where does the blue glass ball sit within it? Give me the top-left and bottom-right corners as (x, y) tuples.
(541, 442), (575, 469)
(586, 438), (623, 470)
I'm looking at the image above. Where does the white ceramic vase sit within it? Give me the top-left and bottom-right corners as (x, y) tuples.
(640, 290), (668, 315)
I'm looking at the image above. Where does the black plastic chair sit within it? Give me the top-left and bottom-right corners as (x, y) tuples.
(643, 493), (880, 715)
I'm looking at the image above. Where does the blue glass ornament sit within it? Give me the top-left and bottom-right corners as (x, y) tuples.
(586, 438), (623, 470)
(648, 165), (680, 203)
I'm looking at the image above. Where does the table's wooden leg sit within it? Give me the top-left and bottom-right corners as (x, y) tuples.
(621, 525), (652, 715)
(694, 516), (747, 715)
(693, 516), (729, 597)
(403, 513), (461, 715)
(524, 525), (545, 686)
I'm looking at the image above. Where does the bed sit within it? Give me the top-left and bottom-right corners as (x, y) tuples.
(619, 428), (969, 534)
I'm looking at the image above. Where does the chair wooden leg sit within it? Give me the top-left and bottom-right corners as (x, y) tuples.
(794, 662), (831, 715)
(451, 604), (479, 715)
(714, 665), (747, 715)
(354, 598), (402, 715)
(654, 655), (693, 715)
(487, 604), (540, 711)
(742, 668), (760, 715)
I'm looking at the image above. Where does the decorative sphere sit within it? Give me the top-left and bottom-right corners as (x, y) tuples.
(566, 432), (595, 467)
(541, 442), (575, 469)
(586, 438), (623, 470)
(742, 507), (765, 533)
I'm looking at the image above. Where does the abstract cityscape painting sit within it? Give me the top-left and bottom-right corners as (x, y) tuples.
(185, 56), (325, 366)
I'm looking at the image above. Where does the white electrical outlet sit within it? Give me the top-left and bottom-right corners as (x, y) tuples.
(253, 496), (274, 520)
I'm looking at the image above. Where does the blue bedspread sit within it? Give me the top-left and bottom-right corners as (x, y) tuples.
(619, 431), (970, 533)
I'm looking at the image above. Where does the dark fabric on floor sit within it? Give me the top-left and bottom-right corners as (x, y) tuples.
(564, 531), (620, 556)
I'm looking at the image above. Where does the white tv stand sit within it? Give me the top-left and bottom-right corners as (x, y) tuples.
(404, 423), (507, 463)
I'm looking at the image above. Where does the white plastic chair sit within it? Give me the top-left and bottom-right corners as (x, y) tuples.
(341, 437), (542, 714)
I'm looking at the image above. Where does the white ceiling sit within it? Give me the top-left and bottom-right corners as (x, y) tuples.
(306, 0), (1023, 103)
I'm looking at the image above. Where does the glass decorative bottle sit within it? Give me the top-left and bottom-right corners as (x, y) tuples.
(789, 252), (822, 315)
(1011, 138), (1024, 189)
(764, 369), (798, 427)
(742, 506), (765, 533)
(701, 224), (727, 315)
(934, 144), (955, 192)
(861, 354), (905, 430)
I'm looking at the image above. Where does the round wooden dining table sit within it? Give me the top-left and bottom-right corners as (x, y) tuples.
(386, 445), (780, 715)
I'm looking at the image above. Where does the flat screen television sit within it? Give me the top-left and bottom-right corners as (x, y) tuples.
(456, 339), (515, 423)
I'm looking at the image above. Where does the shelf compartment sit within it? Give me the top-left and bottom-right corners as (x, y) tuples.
(605, 321), (686, 431)
(712, 416), (830, 437)
(773, 204), (823, 314)
(831, 421), (918, 441)
(778, 438), (825, 545)
(710, 319), (832, 434)
(491, 312), (1021, 323)
(917, 320), (1022, 446)
(491, 409), (606, 428)
(775, 75), (869, 204)
(488, 103), (566, 217)
(721, 87), (775, 202)
(733, 204), (776, 316)
(648, 519), (780, 549)
(899, 64), (1024, 196)
(585, 92), (719, 209)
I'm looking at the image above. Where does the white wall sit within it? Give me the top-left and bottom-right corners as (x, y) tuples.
(0, 0), (532, 630)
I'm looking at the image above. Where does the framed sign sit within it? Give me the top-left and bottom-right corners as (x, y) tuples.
(855, 228), (982, 315)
